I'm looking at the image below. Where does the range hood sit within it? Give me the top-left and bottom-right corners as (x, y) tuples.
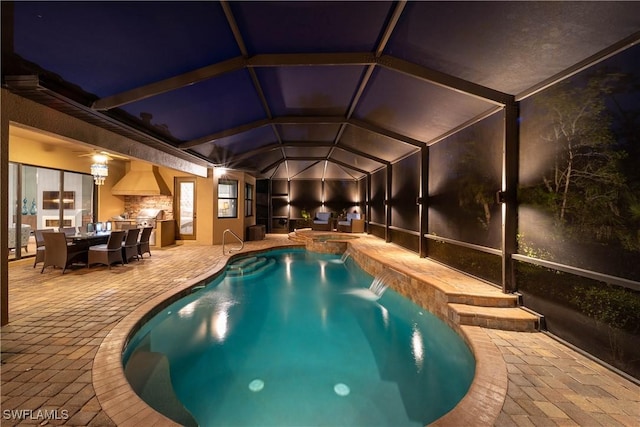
(111, 161), (172, 196)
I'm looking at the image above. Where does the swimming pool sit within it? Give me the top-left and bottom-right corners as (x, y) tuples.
(123, 248), (475, 426)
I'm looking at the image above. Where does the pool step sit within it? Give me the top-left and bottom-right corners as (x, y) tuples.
(288, 231), (308, 243)
(227, 256), (276, 278)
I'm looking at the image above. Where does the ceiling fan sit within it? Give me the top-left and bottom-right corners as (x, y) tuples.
(75, 150), (129, 162)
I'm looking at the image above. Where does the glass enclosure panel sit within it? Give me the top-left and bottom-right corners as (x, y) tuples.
(428, 112), (503, 249)
(391, 153), (420, 232)
(289, 180), (321, 219)
(324, 180), (356, 215)
(518, 44), (640, 281)
(516, 260), (640, 378)
(427, 239), (502, 286)
(370, 168), (386, 224)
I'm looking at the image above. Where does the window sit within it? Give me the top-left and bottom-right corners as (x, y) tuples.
(245, 183), (254, 217)
(218, 179), (238, 218)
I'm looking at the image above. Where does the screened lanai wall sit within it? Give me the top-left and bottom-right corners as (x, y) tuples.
(3, 0), (639, 380)
(266, 43), (640, 379)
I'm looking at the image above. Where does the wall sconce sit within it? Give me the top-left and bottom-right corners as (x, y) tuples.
(90, 154), (109, 185)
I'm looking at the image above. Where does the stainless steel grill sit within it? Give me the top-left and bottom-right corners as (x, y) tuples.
(135, 208), (164, 229)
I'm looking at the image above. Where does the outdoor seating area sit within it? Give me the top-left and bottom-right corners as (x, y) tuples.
(311, 211), (332, 231)
(34, 226), (153, 273)
(337, 212), (365, 233)
(311, 211), (366, 233)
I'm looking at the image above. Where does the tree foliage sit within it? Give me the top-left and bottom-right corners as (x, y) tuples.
(530, 70), (639, 251)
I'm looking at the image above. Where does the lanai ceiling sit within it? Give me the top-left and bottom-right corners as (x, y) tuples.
(3, 1), (640, 180)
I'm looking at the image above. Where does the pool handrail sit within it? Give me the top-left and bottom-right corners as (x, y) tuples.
(222, 228), (244, 255)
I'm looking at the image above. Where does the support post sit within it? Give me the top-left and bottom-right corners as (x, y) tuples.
(385, 165), (392, 243)
(419, 145), (429, 258)
(502, 99), (520, 293)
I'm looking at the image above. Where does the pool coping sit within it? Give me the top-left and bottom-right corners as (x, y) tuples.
(93, 243), (507, 426)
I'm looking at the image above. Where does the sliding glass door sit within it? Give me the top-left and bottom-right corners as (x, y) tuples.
(7, 163), (94, 260)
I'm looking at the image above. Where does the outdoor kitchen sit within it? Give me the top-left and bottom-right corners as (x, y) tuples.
(109, 160), (177, 248)
(111, 195), (175, 247)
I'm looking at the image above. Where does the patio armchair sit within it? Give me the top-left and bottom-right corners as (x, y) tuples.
(122, 228), (141, 263)
(88, 230), (126, 269)
(137, 226), (153, 258)
(312, 211), (332, 231)
(40, 232), (86, 274)
(8, 224), (31, 252)
(337, 213), (365, 233)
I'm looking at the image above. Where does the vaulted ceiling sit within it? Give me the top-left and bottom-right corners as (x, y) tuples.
(3, 1), (640, 180)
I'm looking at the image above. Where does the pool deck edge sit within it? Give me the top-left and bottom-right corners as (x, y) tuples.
(93, 236), (510, 427)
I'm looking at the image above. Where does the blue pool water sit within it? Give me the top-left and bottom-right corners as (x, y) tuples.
(123, 249), (475, 426)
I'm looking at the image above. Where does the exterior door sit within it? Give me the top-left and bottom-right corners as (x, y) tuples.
(175, 177), (196, 240)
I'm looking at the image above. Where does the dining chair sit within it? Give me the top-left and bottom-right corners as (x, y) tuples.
(137, 227), (153, 258)
(33, 229), (54, 268)
(60, 226), (77, 236)
(122, 228), (141, 263)
(40, 232), (85, 274)
(87, 230), (126, 269)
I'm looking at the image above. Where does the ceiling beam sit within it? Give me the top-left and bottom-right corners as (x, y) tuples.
(179, 116), (345, 149)
(347, 118), (425, 148)
(377, 55), (511, 106)
(220, 1), (248, 56)
(331, 2), (406, 162)
(227, 141), (387, 169)
(180, 115), (426, 151)
(333, 143), (389, 165)
(247, 52), (375, 67)
(230, 142), (333, 164)
(91, 56), (246, 110)
(220, 0), (286, 163)
(260, 156), (368, 176)
(290, 160), (323, 180)
(91, 51), (508, 113)
(425, 106), (504, 147)
(376, 1), (406, 56)
(179, 118), (271, 149)
(324, 157), (369, 176)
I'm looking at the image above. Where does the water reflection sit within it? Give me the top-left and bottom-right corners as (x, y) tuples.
(411, 324), (424, 372)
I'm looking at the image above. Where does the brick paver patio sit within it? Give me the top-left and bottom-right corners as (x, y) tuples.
(2, 234), (638, 426)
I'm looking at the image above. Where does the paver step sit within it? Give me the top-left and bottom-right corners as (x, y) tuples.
(448, 303), (540, 332)
(288, 231), (307, 243)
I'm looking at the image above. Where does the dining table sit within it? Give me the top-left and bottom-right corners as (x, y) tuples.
(64, 232), (112, 265)
(66, 231), (111, 247)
